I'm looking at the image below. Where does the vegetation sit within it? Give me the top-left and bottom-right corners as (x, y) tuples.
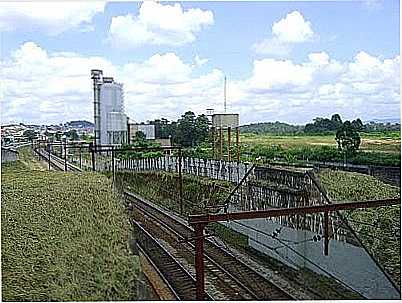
(1, 159), (138, 301)
(318, 169), (400, 201)
(17, 146), (47, 171)
(242, 144), (400, 167)
(116, 171), (233, 215)
(240, 121), (304, 135)
(149, 111), (210, 147)
(335, 120), (362, 154)
(304, 114), (344, 134)
(23, 129), (37, 141)
(240, 113), (399, 135)
(319, 169), (400, 285)
(118, 131), (163, 159)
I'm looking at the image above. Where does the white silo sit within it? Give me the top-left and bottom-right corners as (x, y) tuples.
(91, 70), (128, 145)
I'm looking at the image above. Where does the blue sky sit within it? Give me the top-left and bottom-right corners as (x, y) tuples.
(1, 0), (400, 125)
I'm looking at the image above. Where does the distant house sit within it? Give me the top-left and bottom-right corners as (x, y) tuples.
(1, 147), (19, 163)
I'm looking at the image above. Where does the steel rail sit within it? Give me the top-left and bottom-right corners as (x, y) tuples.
(36, 148), (82, 172)
(132, 220), (213, 300)
(128, 194), (257, 300)
(124, 190), (294, 300)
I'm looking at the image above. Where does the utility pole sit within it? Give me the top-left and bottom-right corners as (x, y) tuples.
(178, 148), (184, 215)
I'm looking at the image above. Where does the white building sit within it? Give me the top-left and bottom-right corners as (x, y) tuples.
(91, 70), (128, 145)
(128, 123), (155, 142)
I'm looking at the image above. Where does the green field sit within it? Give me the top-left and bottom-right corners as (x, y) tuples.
(240, 132), (401, 153)
(1, 159), (138, 301)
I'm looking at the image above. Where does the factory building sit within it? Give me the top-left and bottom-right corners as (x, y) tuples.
(91, 70), (128, 146)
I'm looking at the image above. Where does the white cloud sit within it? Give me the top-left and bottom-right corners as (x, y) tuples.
(254, 10), (316, 56)
(1, 42), (223, 124)
(194, 54), (209, 67)
(272, 11), (314, 43)
(228, 51), (399, 123)
(0, 2), (105, 34)
(1, 43), (399, 125)
(121, 53), (192, 85)
(108, 2), (214, 48)
(247, 58), (314, 91)
(308, 52), (330, 66)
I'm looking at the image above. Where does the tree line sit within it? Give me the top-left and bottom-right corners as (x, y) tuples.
(240, 114), (400, 135)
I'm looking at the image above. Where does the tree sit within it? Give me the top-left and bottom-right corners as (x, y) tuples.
(194, 114), (209, 145)
(149, 111), (211, 147)
(55, 131), (63, 141)
(335, 120), (361, 157)
(132, 131), (147, 147)
(176, 111), (197, 147)
(23, 129), (36, 141)
(351, 118), (363, 131)
(331, 114), (343, 129)
(81, 133), (91, 142)
(65, 129), (79, 141)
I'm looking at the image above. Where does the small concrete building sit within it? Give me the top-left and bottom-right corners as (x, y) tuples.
(211, 113), (239, 128)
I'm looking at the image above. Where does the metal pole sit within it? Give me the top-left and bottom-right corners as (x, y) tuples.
(90, 142), (95, 171)
(178, 147), (183, 215)
(112, 146), (115, 185)
(227, 127), (231, 162)
(211, 127), (215, 159)
(236, 127), (240, 162)
(194, 223), (206, 300)
(219, 127), (223, 160)
(48, 143), (51, 170)
(64, 142), (67, 171)
(324, 211), (329, 256)
(79, 146), (82, 169)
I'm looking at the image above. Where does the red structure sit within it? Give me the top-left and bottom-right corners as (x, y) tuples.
(188, 198), (400, 300)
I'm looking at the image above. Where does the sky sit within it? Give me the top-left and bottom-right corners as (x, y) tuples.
(0, 0), (400, 125)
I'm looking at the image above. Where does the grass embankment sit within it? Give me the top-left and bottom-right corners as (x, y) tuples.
(319, 169), (401, 285)
(1, 159), (138, 301)
(117, 171), (233, 215)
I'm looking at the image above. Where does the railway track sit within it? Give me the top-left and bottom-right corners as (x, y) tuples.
(35, 148), (82, 172)
(131, 205), (254, 300)
(124, 190), (294, 301)
(133, 220), (213, 300)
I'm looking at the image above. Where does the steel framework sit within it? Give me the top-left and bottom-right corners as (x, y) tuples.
(187, 197), (401, 300)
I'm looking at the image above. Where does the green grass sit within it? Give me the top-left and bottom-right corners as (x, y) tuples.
(1, 161), (139, 301)
(17, 146), (47, 171)
(318, 169), (400, 201)
(240, 133), (400, 153)
(318, 169), (400, 285)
